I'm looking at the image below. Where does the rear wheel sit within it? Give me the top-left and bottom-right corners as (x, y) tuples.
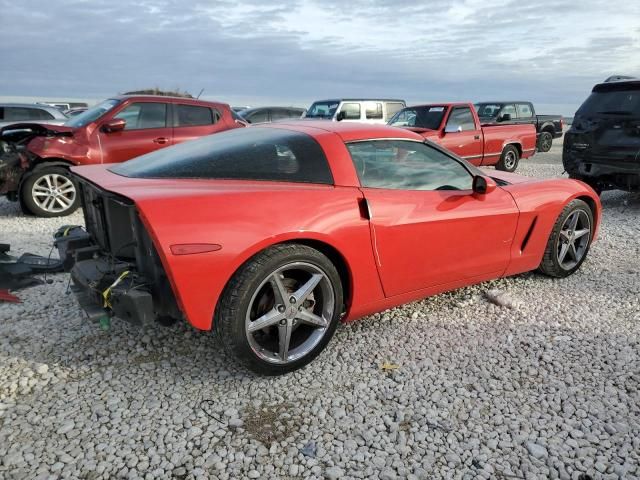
(537, 131), (553, 152)
(21, 166), (79, 217)
(496, 145), (520, 172)
(215, 244), (343, 375)
(539, 199), (593, 278)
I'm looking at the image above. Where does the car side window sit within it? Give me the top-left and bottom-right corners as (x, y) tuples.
(271, 109), (293, 121)
(501, 104), (517, 118)
(176, 104), (215, 127)
(114, 102), (167, 130)
(339, 103), (361, 120)
(347, 140), (473, 191)
(365, 102), (383, 120)
(446, 107), (476, 131)
(4, 107), (53, 121)
(247, 110), (269, 124)
(384, 102), (404, 121)
(516, 103), (533, 118)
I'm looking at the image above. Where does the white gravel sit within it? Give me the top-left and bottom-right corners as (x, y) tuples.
(1, 153), (639, 480)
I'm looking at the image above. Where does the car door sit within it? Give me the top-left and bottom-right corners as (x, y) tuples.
(97, 101), (172, 163)
(172, 103), (226, 144)
(439, 106), (483, 165)
(347, 139), (519, 297)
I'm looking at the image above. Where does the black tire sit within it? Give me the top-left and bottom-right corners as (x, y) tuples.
(21, 165), (80, 217)
(538, 199), (594, 278)
(537, 131), (553, 152)
(215, 244), (344, 375)
(496, 145), (520, 172)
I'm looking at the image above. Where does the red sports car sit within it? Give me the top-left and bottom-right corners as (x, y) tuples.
(55, 122), (601, 375)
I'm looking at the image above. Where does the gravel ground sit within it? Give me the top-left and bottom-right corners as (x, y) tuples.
(0, 151), (639, 480)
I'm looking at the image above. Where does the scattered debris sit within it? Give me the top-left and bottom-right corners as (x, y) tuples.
(485, 289), (517, 308)
(0, 289), (21, 303)
(0, 243), (63, 290)
(300, 441), (317, 458)
(380, 362), (400, 371)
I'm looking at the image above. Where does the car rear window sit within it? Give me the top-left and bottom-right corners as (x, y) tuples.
(176, 104), (216, 126)
(110, 127), (334, 184)
(577, 83), (640, 116)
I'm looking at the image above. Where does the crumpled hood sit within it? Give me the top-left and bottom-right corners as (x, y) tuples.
(0, 123), (75, 144)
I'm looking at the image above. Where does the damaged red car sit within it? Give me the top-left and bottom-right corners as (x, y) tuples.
(0, 95), (245, 217)
(55, 122), (600, 375)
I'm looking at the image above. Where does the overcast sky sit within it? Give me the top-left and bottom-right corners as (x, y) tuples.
(1, 0), (639, 115)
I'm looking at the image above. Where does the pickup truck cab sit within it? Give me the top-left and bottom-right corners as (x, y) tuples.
(474, 101), (564, 152)
(388, 103), (537, 171)
(0, 95), (244, 217)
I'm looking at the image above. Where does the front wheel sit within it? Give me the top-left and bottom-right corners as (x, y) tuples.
(20, 166), (80, 217)
(215, 244), (343, 375)
(496, 145), (520, 172)
(538, 199), (594, 278)
(537, 131), (553, 152)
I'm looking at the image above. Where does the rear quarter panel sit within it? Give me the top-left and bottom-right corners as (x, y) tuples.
(501, 178), (601, 276)
(131, 183), (384, 330)
(480, 124), (537, 165)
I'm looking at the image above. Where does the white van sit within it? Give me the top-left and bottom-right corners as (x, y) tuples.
(303, 99), (406, 124)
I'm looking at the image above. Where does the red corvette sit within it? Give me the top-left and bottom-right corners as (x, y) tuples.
(55, 122), (601, 374)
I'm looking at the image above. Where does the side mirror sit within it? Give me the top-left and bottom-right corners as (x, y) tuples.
(498, 113), (512, 122)
(444, 124), (463, 134)
(101, 118), (126, 133)
(336, 111), (346, 121)
(472, 175), (497, 195)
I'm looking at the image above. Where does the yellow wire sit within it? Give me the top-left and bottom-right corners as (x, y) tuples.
(102, 271), (129, 308)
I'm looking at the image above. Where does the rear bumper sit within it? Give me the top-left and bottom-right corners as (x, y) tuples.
(54, 226), (159, 326)
(563, 149), (640, 190)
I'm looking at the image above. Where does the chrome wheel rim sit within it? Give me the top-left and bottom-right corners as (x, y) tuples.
(556, 209), (591, 270)
(245, 262), (335, 365)
(31, 173), (76, 213)
(504, 150), (517, 169)
(540, 134), (552, 151)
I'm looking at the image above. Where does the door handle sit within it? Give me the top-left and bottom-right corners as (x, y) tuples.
(474, 135), (480, 140)
(153, 137), (169, 144)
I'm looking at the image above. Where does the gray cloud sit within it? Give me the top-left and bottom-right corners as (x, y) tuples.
(0, 0), (639, 114)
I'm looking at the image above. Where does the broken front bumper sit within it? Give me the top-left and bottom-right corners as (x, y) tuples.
(54, 226), (155, 325)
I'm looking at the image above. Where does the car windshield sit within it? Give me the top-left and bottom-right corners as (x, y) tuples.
(110, 127), (334, 184)
(576, 89), (640, 116)
(388, 106), (446, 130)
(305, 101), (339, 119)
(475, 103), (503, 118)
(64, 99), (120, 127)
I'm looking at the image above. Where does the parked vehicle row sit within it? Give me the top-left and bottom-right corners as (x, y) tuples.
(474, 101), (564, 152)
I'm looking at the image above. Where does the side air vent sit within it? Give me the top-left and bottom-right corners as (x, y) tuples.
(521, 217), (538, 252)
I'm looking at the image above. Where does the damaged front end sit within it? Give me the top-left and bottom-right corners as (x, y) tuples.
(0, 123), (73, 198)
(54, 178), (182, 326)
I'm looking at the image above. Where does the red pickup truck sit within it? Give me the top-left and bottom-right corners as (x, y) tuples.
(0, 95), (245, 217)
(388, 102), (537, 172)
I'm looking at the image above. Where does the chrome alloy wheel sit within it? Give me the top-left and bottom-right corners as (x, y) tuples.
(31, 173), (76, 213)
(245, 262), (335, 365)
(503, 150), (517, 170)
(556, 209), (591, 270)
